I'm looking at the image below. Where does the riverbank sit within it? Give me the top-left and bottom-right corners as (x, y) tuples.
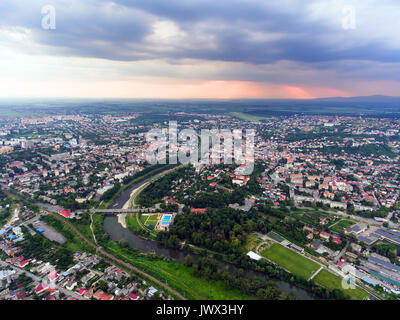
(116, 165), (184, 231)
(100, 164), (176, 210)
(104, 214), (315, 300)
(103, 165), (317, 300)
(42, 212), (186, 300)
(117, 179), (150, 229)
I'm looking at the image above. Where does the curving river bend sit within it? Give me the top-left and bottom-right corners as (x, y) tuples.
(103, 171), (316, 300)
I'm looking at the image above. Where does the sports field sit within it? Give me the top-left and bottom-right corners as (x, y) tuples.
(140, 214), (160, 229)
(266, 231), (286, 243)
(261, 243), (320, 279)
(314, 269), (369, 300)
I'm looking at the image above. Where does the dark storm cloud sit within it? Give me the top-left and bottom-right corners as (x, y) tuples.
(2, 0), (400, 74)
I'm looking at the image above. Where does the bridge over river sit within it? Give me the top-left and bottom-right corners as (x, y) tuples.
(77, 208), (157, 215)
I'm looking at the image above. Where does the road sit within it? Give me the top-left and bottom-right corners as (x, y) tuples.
(334, 241), (349, 263)
(295, 206), (399, 229)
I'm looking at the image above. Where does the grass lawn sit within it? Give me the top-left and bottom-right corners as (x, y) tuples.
(262, 243), (320, 279)
(0, 206), (12, 228)
(329, 219), (355, 233)
(126, 213), (157, 239)
(126, 214), (143, 233)
(41, 215), (95, 254)
(314, 269), (369, 300)
(244, 233), (261, 251)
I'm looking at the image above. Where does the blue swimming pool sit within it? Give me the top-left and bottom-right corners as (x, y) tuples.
(161, 215), (172, 226)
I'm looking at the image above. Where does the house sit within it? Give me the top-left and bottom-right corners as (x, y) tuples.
(351, 243), (362, 253)
(84, 289), (93, 299)
(320, 232), (331, 241)
(101, 293), (114, 300)
(65, 279), (77, 291)
(128, 292), (140, 300)
(345, 251), (358, 260)
(19, 260), (29, 268)
(58, 209), (71, 218)
(305, 181), (315, 188)
(16, 291), (26, 300)
(303, 226), (313, 233)
(34, 283), (49, 295)
(48, 270), (59, 282)
(77, 288), (86, 296)
(93, 290), (104, 300)
(332, 237), (342, 245)
(147, 286), (158, 298)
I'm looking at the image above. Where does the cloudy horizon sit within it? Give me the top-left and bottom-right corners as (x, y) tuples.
(1, 0), (400, 99)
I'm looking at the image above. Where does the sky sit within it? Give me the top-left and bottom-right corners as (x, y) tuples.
(1, 0), (400, 99)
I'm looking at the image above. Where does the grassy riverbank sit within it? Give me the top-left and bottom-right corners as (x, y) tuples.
(104, 239), (254, 300)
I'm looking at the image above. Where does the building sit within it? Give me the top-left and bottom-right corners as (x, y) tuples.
(346, 223), (368, 235)
(320, 232), (331, 241)
(58, 209), (71, 218)
(247, 251), (262, 261)
(288, 243), (305, 254)
(147, 286), (158, 298)
(34, 283), (49, 295)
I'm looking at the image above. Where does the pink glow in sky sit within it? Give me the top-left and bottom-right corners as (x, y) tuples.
(0, 78), (352, 99)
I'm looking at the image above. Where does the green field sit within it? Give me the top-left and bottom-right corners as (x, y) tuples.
(329, 219), (355, 233)
(230, 112), (270, 122)
(314, 269), (369, 300)
(105, 240), (254, 300)
(126, 214), (143, 233)
(244, 233), (261, 251)
(262, 243), (320, 279)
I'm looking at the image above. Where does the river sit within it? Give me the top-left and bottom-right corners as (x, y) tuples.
(103, 169), (316, 300)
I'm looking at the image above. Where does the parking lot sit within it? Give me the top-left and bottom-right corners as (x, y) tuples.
(33, 221), (67, 244)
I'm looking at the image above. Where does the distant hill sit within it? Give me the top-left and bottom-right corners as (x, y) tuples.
(2, 95), (400, 118)
(314, 95), (400, 103)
